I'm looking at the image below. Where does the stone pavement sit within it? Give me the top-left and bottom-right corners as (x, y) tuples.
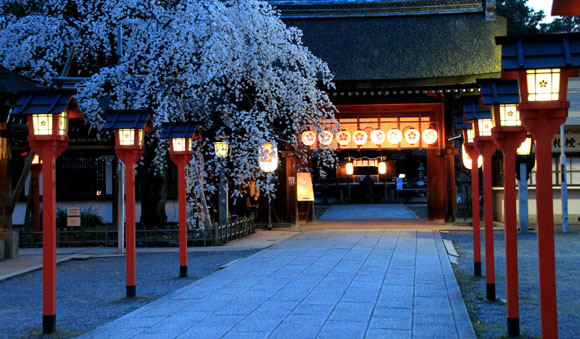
(0, 230), (298, 281)
(83, 230), (474, 338)
(319, 204), (419, 220)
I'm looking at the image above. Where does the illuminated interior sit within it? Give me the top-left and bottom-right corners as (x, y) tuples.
(526, 69), (560, 101)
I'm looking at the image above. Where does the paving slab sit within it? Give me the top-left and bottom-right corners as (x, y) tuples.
(81, 230), (475, 338)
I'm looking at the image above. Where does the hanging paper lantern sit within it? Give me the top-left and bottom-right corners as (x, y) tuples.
(259, 142), (278, 173)
(370, 129), (386, 145)
(345, 162), (354, 175)
(352, 130), (368, 146)
(337, 130), (351, 146)
(378, 161), (387, 175)
(301, 131), (316, 146)
(318, 131), (333, 146)
(386, 129), (403, 145)
(404, 128), (420, 145)
(422, 128), (438, 145)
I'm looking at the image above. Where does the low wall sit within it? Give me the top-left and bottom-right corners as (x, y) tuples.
(492, 186), (580, 225)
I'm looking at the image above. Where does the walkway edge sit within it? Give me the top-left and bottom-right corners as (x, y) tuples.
(435, 231), (476, 338)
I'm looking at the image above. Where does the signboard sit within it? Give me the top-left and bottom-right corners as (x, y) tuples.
(67, 207), (81, 227)
(552, 133), (580, 153)
(297, 172), (314, 202)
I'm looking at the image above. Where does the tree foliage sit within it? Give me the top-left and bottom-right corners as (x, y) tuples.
(497, 0), (580, 35)
(0, 0), (339, 227)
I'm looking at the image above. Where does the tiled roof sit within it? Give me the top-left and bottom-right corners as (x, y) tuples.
(160, 122), (201, 139)
(11, 89), (81, 117)
(476, 79), (519, 105)
(104, 109), (154, 130)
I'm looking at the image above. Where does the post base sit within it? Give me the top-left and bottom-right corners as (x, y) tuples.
(180, 266), (188, 278)
(43, 315), (56, 334)
(487, 283), (496, 301)
(126, 285), (136, 298)
(507, 317), (520, 337)
(474, 262), (481, 277)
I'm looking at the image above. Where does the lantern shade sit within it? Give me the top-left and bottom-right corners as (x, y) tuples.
(318, 131), (333, 146)
(352, 130), (368, 146)
(422, 128), (438, 145)
(386, 129), (402, 145)
(517, 136), (534, 155)
(345, 162), (354, 175)
(497, 104), (521, 127)
(301, 131), (316, 146)
(477, 119), (493, 137)
(337, 130), (351, 146)
(259, 142), (278, 173)
(171, 138), (191, 152)
(214, 141), (228, 157)
(370, 129), (385, 145)
(525, 69), (561, 101)
(32, 114), (52, 136)
(404, 128), (420, 145)
(378, 161), (387, 175)
(105, 110), (154, 148)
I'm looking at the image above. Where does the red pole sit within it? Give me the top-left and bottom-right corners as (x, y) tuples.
(495, 131), (526, 337)
(118, 151), (139, 298)
(41, 148), (56, 334)
(31, 165), (41, 237)
(534, 116), (559, 337)
(466, 146), (481, 276)
(171, 155), (189, 278)
(477, 142), (497, 301)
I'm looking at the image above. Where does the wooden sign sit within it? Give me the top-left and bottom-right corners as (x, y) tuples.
(67, 217), (81, 227)
(297, 172), (314, 202)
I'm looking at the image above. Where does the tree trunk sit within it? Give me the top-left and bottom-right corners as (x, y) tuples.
(139, 138), (168, 228)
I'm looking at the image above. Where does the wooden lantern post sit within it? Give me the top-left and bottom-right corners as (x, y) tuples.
(104, 110), (153, 298)
(10, 89), (82, 334)
(160, 122), (200, 277)
(497, 33), (580, 338)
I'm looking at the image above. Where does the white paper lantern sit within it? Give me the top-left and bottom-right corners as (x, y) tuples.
(301, 131), (316, 146)
(404, 129), (420, 145)
(378, 161), (387, 175)
(370, 129), (386, 145)
(386, 129), (402, 145)
(336, 130), (351, 146)
(318, 131), (333, 146)
(422, 129), (438, 145)
(352, 130), (368, 146)
(259, 142), (278, 173)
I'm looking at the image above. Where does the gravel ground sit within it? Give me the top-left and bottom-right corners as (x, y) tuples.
(442, 231), (580, 338)
(0, 250), (258, 338)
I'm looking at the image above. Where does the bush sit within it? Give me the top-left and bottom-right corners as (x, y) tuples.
(56, 206), (105, 228)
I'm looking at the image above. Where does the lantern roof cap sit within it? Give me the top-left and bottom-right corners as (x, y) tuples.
(11, 89), (82, 118)
(104, 109), (154, 131)
(496, 33), (580, 70)
(463, 101), (491, 120)
(160, 122), (201, 140)
(476, 78), (519, 105)
(454, 116), (472, 130)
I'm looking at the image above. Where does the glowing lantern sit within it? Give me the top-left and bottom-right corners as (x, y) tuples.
(387, 129), (403, 145)
(498, 104), (521, 127)
(517, 136), (533, 155)
(378, 161), (387, 175)
(526, 69), (561, 102)
(337, 130), (351, 146)
(404, 128), (420, 145)
(345, 162), (354, 175)
(462, 144), (483, 169)
(214, 141), (228, 158)
(422, 129), (438, 145)
(259, 142), (278, 173)
(352, 130), (368, 146)
(301, 131), (316, 146)
(370, 129), (386, 145)
(477, 119), (493, 137)
(318, 131), (333, 146)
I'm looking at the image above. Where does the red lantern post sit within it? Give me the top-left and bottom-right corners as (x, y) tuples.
(465, 102), (497, 301)
(497, 33), (580, 337)
(480, 79), (526, 336)
(105, 110), (153, 298)
(11, 90), (81, 334)
(461, 126), (482, 277)
(161, 123), (200, 277)
(31, 154), (42, 238)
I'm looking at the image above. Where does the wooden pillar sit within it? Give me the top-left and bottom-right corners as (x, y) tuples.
(427, 149), (445, 220)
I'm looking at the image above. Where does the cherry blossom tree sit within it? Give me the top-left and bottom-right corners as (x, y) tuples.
(0, 0), (338, 227)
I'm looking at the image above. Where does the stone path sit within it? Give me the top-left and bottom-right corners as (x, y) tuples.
(319, 204), (419, 220)
(82, 230), (474, 338)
